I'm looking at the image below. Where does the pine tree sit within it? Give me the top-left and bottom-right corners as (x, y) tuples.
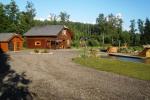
(137, 19), (144, 44)
(144, 18), (150, 44)
(129, 19), (137, 45)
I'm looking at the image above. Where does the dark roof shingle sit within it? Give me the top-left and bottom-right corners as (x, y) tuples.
(24, 25), (65, 36)
(0, 33), (15, 42)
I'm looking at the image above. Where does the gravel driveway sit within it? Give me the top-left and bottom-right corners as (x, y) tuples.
(9, 49), (150, 100)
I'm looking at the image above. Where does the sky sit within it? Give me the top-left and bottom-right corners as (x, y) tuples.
(1, 0), (150, 30)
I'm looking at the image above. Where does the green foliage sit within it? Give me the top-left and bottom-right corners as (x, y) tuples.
(119, 48), (128, 53)
(129, 20), (137, 45)
(0, 1), (150, 47)
(34, 49), (39, 53)
(23, 40), (27, 48)
(5, 0), (19, 23)
(41, 49), (49, 53)
(71, 40), (80, 48)
(89, 48), (98, 57)
(143, 18), (150, 44)
(87, 39), (99, 47)
(137, 19), (144, 44)
(0, 1), (36, 34)
(120, 31), (131, 44)
(80, 47), (88, 58)
(128, 46), (143, 52)
(0, 3), (8, 32)
(59, 11), (70, 24)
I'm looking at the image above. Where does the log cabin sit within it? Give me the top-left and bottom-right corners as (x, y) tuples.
(0, 33), (23, 52)
(24, 25), (73, 49)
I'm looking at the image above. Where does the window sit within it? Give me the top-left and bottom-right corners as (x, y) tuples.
(35, 41), (41, 46)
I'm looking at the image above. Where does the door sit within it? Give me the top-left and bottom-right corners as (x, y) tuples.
(16, 42), (20, 51)
(47, 41), (51, 49)
(8, 42), (14, 51)
(51, 41), (57, 49)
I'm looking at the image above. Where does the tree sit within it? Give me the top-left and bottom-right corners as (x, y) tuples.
(15, 1), (36, 34)
(48, 13), (59, 24)
(120, 31), (131, 45)
(96, 13), (106, 34)
(129, 19), (137, 45)
(137, 19), (144, 44)
(18, 12), (29, 34)
(107, 14), (123, 43)
(25, 1), (36, 27)
(4, 0), (19, 32)
(5, 0), (19, 23)
(17, 1), (36, 34)
(116, 17), (123, 38)
(143, 18), (150, 44)
(96, 13), (106, 45)
(59, 11), (70, 24)
(0, 3), (8, 32)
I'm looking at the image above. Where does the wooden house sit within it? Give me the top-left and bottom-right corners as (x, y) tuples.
(24, 25), (73, 49)
(0, 33), (23, 52)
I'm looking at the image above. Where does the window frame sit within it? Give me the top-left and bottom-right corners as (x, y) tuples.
(35, 41), (41, 46)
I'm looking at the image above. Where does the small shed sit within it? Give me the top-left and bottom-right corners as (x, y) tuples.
(0, 33), (23, 52)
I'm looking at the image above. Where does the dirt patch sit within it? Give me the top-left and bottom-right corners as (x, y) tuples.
(9, 49), (150, 100)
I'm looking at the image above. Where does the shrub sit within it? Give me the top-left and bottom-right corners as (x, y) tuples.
(41, 49), (49, 53)
(119, 48), (128, 53)
(128, 46), (143, 52)
(34, 49), (39, 53)
(89, 48), (98, 57)
(132, 46), (143, 51)
(71, 40), (80, 48)
(87, 39), (99, 47)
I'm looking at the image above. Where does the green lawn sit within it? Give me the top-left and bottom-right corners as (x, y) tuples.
(73, 57), (150, 80)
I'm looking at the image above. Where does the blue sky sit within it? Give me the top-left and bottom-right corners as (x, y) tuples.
(1, 0), (150, 30)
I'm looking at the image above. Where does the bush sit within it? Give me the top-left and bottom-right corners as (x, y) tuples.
(34, 49), (39, 53)
(87, 39), (99, 47)
(133, 46), (143, 51)
(41, 49), (49, 53)
(71, 40), (80, 48)
(119, 48), (128, 53)
(89, 48), (98, 57)
(128, 46), (143, 52)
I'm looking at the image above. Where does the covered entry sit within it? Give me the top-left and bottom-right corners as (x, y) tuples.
(50, 40), (63, 49)
(8, 41), (22, 51)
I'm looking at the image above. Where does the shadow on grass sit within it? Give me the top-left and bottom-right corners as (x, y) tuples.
(0, 48), (36, 100)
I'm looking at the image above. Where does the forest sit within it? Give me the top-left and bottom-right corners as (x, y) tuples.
(0, 0), (150, 47)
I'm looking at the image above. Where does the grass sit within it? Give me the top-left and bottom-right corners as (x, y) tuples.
(73, 57), (150, 80)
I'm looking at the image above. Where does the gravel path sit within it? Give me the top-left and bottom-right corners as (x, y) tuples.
(9, 49), (150, 100)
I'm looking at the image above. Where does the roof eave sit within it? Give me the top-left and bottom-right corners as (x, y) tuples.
(0, 41), (9, 42)
(24, 35), (58, 37)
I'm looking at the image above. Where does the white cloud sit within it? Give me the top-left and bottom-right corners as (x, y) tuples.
(70, 18), (95, 24)
(116, 13), (122, 19)
(34, 15), (59, 21)
(34, 17), (45, 21)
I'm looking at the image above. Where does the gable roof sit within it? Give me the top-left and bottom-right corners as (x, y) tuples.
(0, 33), (16, 42)
(24, 25), (66, 36)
